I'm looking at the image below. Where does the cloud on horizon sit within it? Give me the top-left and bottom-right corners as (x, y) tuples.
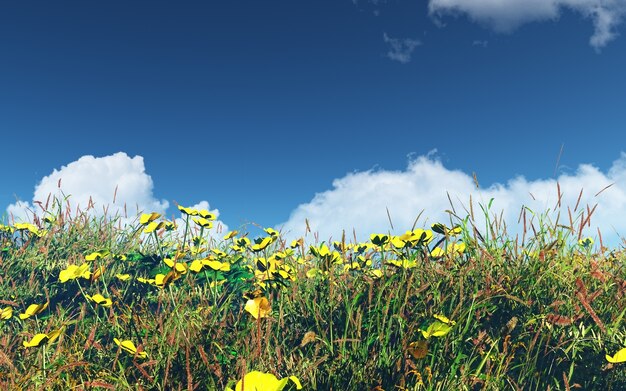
(7, 152), (227, 237)
(278, 153), (626, 249)
(428, 0), (626, 49)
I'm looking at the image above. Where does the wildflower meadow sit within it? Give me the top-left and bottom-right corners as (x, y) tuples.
(1, 190), (626, 390)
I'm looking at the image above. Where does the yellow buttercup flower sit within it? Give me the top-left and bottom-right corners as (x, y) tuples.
(85, 293), (113, 308)
(13, 223), (41, 236)
(224, 230), (239, 240)
(231, 370), (302, 391)
(85, 250), (109, 261)
(264, 227), (279, 237)
(1, 307), (13, 320)
(244, 297), (271, 319)
(198, 209), (216, 220)
(290, 238), (303, 248)
(203, 259), (230, 272)
(177, 205), (198, 216)
(113, 338), (148, 359)
(19, 302), (49, 320)
(59, 263), (92, 283)
(189, 259), (204, 273)
(192, 217), (213, 229)
(23, 328), (63, 348)
(606, 347), (626, 363)
(143, 221), (165, 233)
(446, 242), (466, 255)
(116, 273), (131, 281)
(251, 236), (274, 252)
(430, 247), (445, 258)
(139, 212), (161, 225)
(164, 258), (188, 274)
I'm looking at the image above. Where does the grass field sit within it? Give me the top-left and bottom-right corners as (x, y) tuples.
(1, 193), (626, 390)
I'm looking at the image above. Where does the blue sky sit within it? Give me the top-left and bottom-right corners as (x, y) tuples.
(3, 1), (626, 246)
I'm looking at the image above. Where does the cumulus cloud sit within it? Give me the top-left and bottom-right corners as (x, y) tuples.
(428, 0), (626, 49)
(278, 153), (626, 249)
(383, 33), (422, 63)
(7, 152), (227, 238)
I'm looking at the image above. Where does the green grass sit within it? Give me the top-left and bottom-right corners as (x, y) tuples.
(1, 196), (626, 390)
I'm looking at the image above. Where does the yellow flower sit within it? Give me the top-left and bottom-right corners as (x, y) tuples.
(143, 221), (165, 233)
(232, 370), (302, 391)
(13, 223), (41, 236)
(198, 209), (216, 220)
(164, 258), (188, 274)
(139, 212), (161, 225)
(264, 227), (279, 237)
(85, 293), (113, 308)
(85, 250), (109, 261)
(244, 297), (271, 319)
(19, 302), (49, 320)
(368, 269), (383, 279)
(189, 259), (204, 273)
(606, 347), (626, 363)
(192, 217), (213, 229)
(251, 236), (274, 252)
(430, 247), (445, 258)
(177, 205), (198, 216)
(1, 307), (13, 320)
(137, 277), (155, 285)
(309, 244), (330, 258)
(224, 230), (239, 240)
(59, 263), (92, 283)
(116, 273), (131, 281)
(446, 242), (466, 255)
(203, 259), (231, 272)
(23, 328), (63, 348)
(113, 338), (148, 359)
(290, 238), (303, 249)
(390, 236), (409, 249)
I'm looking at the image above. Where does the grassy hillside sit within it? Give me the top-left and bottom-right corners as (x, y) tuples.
(1, 198), (626, 390)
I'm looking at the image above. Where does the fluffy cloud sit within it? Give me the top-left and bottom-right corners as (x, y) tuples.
(7, 152), (227, 238)
(278, 153), (626, 248)
(428, 0), (626, 49)
(383, 33), (422, 63)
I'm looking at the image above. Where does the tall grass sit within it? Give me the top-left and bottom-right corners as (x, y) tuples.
(1, 192), (625, 390)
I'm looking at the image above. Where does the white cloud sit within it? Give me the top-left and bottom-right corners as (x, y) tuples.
(7, 152), (227, 239)
(383, 33), (422, 63)
(472, 39), (488, 47)
(428, 0), (626, 49)
(278, 153), (626, 249)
